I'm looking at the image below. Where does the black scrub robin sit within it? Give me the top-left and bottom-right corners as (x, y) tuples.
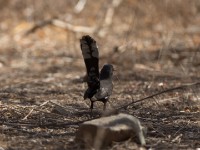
(80, 35), (114, 111)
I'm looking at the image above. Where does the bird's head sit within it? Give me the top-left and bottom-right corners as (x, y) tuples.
(100, 64), (114, 80)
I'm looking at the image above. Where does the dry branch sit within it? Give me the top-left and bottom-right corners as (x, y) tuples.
(24, 19), (53, 35)
(104, 0), (123, 27)
(52, 19), (96, 34)
(74, 0), (87, 14)
(22, 101), (49, 120)
(116, 82), (200, 110)
(49, 100), (72, 116)
(22, 108), (34, 120)
(24, 19), (96, 36)
(98, 0), (123, 37)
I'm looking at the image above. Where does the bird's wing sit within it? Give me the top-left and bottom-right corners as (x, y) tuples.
(95, 80), (113, 100)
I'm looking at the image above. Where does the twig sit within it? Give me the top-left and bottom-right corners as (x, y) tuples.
(49, 100), (72, 116)
(24, 19), (96, 36)
(171, 134), (183, 143)
(158, 96), (180, 103)
(2, 122), (38, 128)
(52, 19), (96, 33)
(98, 0), (123, 37)
(173, 121), (190, 137)
(74, 0), (87, 14)
(116, 82), (200, 110)
(22, 108), (34, 120)
(39, 100), (50, 107)
(147, 139), (162, 148)
(150, 126), (167, 137)
(22, 101), (49, 120)
(24, 19), (53, 35)
(104, 0), (122, 26)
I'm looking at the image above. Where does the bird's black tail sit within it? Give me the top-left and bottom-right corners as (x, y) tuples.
(80, 35), (100, 99)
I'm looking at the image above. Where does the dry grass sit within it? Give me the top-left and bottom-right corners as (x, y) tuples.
(0, 0), (199, 149)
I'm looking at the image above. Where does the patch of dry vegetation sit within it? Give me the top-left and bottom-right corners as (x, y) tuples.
(0, 0), (199, 149)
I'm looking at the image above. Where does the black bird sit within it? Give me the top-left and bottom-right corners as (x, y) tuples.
(80, 35), (114, 111)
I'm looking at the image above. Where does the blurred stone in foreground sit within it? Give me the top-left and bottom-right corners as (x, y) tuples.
(75, 113), (146, 149)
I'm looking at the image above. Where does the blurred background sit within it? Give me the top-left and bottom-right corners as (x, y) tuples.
(0, 0), (200, 77)
(0, 1), (200, 149)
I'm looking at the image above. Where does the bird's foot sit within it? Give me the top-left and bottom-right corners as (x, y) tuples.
(90, 101), (94, 114)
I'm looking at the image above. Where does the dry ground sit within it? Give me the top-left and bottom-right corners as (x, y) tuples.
(0, 0), (200, 149)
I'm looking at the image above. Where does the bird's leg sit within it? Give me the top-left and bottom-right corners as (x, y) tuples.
(103, 101), (107, 110)
(90, 100), (94, 112)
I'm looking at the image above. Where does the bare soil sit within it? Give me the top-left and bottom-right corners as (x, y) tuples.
(0, 0), (199, 149)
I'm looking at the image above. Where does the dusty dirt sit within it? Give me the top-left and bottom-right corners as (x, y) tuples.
(0, 0), (200, 149)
